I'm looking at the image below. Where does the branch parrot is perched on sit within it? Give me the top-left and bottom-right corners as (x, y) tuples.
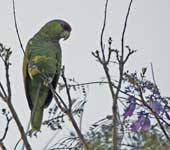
(23, 20), (71, 131)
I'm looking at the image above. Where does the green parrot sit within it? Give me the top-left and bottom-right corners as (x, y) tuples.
(23, 19), (71, 131)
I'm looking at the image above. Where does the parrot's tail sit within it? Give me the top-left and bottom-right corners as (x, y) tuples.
(31, 108), (44, 131)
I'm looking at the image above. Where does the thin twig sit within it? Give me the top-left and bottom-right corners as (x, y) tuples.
(0, 82), (7, 97)
(69, 81), (108, 87)
(49, 83), (89, 150)
(0, 115), (12, 141)
(91, 51), (103, 65)
(112, 49), (120, 63)
(121, 143), (142, 148)
(123, 46), (136, 64)
(5, 64), (11, 102)
(150, 62), (157, 86)
(11, 13), (30, 145)
(100, 0), (109, 62)
(67, 113), (89, 150)
(112, 1), (133, 149)
(7, 101), (32, 149)
(49, 83), (67, 113)
(0, 142), (7, 150)
(0, 91), (4, 100)
(61, 68), (72, 111)
(0, 46), (31, 149)
(12, 0), (25, 54)
(14, 131), (31, 150)
(14, 136), (22, 150)
(121, 0), (133, 63)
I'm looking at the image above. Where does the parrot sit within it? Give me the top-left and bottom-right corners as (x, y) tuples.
(23, 19), (71, 131)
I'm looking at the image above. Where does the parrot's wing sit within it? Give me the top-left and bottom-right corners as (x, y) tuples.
(23, 46), (34, 110)
(24, 61), (59, 109)
(23, 42), (60, 110)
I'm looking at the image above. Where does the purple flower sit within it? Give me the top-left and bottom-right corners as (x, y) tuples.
(141, 115), (151, 132)
(151, 101), (163, 115)
(123, 97), (136, 119)
(130, 120), (140, 132)
(131, 111), (151, 132)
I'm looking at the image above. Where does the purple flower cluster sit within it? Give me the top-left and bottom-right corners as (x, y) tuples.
(123, 96), (136, 119)
(123, 72), (170, 133)
(123, 99), (170, 132)
(130, 111), (150, 132)
(151, 101), (163, 115)
(123, 97), (151, 132)
(141, 80), (160, 96)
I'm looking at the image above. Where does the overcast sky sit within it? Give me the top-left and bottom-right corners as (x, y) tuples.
(0, 0), (170, 149)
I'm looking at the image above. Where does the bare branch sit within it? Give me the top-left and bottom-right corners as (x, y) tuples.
(12, 0), (25, 54)
(0, 82), (7, 98)
(61, 67), (72, 111)
(67, 113), (89, 150)
(150, 62), (157, 86)
(91, 50), (103, 64)
(7, 101), (31, 149)
(5, 60), (11, 102)
(112, 1), (133, 149)
(0, 142), (7, 150)
(123, 45), (136, 64)
(49, 83), (90, 149)
(0, 44), (31, 149)
(49, 83), (67, 113)
(69, 81), (109, 87)
(112, 49), (120, 63)
(121, 0), (133, 63)
(100, 0), (109, 62)
(0, 113), (12, 142)
(106, 37), (113, 64)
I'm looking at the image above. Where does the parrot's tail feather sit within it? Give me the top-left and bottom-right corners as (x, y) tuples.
(31, 108), (44, 131)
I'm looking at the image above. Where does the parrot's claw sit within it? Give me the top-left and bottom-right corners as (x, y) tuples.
(43, 77), (53, 87)
(31, 65), (38, 70)
(28, 65), (40, 80)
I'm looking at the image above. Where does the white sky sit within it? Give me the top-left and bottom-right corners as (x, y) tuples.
(0, 0), (170, 149)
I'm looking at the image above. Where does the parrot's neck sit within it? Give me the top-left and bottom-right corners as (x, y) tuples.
(35, 31), (60, 43)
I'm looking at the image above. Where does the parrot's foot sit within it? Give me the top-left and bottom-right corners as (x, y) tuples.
(43, 77), (53, 87)
(29, 64), (40, 80)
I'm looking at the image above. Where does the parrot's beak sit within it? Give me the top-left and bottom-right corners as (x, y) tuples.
(61, 31), (71, 40)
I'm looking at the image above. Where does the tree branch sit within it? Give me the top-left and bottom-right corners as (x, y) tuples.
(0, 82), (7, 98)
(100, 0), (109, 63)
(0, 112), (12, 142)
(150, 62), (157, 86)
(7, 100), (31, 149)
(12, 0), (25, 54)
(0, 142), (7, 150)
(121, 0), (133, 63)
(49, 83), (89, 150)
(0, 44), (31, 149)
(61, 67), (72, 111)
(112, 1), (133, 149)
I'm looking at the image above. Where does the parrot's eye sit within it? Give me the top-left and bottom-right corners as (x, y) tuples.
(60, 22), (71, 32)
